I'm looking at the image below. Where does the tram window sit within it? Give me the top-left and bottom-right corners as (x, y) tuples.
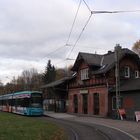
(3, 100), (6, 105)
(15, 98), (29, 107)
(23, 98), (30, 107)
(17, 98), (23, 106)
(2, 100), (4, 105)
(18, 99), (21, 106)
(19, 98), (23, 106)
(18, 99), (22, 107)
(12, 99), (15, 106)
(30, 95), (42, 108)
(1, 100), (3, 105)
(8, 99), (12, 106)
(15, 99), (20, 107)
(15, 99), (18, 106)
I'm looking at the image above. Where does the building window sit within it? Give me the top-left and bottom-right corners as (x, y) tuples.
(80, 68), (89, 80)
(124, 66), (130, 78)
(135, 70), (139, 78)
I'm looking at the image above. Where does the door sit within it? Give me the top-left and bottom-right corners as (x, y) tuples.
(94, 93), (99, 115)
(82, 94), (88, 114)
(73, 95), (78, 113)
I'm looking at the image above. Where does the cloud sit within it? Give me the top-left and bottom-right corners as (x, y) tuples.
(0, 0), (140, 83)
(0, 57), (45, 84)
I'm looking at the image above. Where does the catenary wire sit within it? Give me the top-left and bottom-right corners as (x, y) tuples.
(38, 1), (140, 64)
(66, 9), (140, 59)
(66, 13), (93, 59)
(65, 0), (82, 46)
(37, 45), (67, 62)
(38, 0), (83, 62)
(82, 0), (92, 12)
(92, 10), (140, 14)
(38, 0), (92, 62)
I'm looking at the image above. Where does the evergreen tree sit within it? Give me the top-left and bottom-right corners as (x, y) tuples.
(42, 60), (56, 84)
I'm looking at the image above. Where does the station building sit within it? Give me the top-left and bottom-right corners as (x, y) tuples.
(68, 46), (140, 119)
(42, 45), (140, 119)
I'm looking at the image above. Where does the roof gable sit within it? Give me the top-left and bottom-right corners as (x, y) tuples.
(41, 77), (73, 88)
(72, 48), (140, 74)
(71, 52), (102, 71)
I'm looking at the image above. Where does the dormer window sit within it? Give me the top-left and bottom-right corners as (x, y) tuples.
(124, 66), (130, 78)
(135, 70), (139, 78)
(80, 68), (89, 80)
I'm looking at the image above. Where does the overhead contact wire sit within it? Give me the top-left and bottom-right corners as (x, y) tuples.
(82, 0), (92, 12)
(67, 13), (92, 58)
(65, 0), (82, 45)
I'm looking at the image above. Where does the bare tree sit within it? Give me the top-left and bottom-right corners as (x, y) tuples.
(20, 68), (42, 90)
(3, 68), (43, 93)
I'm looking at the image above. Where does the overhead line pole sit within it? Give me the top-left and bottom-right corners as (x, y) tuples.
(115, 44), (121, 119)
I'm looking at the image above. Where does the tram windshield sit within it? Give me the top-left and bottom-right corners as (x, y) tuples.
(30, 93), (43, 108)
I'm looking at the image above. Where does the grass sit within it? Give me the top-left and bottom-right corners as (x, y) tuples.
(0, 112), (66, 140)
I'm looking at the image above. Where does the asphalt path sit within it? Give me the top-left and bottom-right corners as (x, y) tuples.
(41, 117), (135, 140)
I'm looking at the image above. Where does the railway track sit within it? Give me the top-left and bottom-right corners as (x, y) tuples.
(42, 117), (110, 140)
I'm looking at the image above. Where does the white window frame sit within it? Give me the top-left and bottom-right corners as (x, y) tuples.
(124, 66), (130, 78)
(135, 70), (139, 78)
(80, 68), (89, 80)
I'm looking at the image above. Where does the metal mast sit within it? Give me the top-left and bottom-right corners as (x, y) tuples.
(115, 44), (121, 110)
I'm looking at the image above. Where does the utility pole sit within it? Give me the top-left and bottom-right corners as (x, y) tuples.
(115, 44), (121, 111)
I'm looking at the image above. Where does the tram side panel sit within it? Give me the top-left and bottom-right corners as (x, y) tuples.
(12, 98), (28, 115)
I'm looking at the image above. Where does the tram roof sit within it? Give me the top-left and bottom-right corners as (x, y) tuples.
(13, 91), (42, 95)
(0, 91), (42, 99)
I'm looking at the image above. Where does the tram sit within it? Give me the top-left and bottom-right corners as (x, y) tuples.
(0, 91), (43, 116)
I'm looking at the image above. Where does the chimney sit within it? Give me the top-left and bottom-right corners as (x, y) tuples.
(115, 44), (122, 52)
(108, 50), (112, 54)
(114, 44), (122, 62)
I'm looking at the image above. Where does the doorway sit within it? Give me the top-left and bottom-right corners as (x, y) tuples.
(82, 94), (88, 114)
(73, 95), (78, 113)
(94, 93), (99, 115)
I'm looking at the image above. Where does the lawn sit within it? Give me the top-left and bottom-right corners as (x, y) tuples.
(0, 112), (66, 140)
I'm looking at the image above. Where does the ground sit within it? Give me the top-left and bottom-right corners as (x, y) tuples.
(0, 112), (66, 140)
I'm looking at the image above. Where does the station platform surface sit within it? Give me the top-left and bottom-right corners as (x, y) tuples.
(44, 111), (77, 119)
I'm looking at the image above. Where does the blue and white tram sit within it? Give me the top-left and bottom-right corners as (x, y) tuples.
(0, 91), (43, 116)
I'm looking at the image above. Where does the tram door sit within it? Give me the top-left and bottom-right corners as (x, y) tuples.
(73, 95), (78, 113)
(94, 93), (99, 115)
(82, 94), (88, 114)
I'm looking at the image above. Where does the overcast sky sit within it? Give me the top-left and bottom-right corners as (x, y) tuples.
(0, 0), (140, 84)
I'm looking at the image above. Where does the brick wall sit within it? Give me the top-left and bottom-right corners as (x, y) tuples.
(68, 86), (108, 116)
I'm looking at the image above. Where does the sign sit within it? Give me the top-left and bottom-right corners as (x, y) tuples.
(135, 111), (140, 122)
(80, 89), (88, 94)
(13, 94), (30, 99)
(118, 109), (126, 120)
